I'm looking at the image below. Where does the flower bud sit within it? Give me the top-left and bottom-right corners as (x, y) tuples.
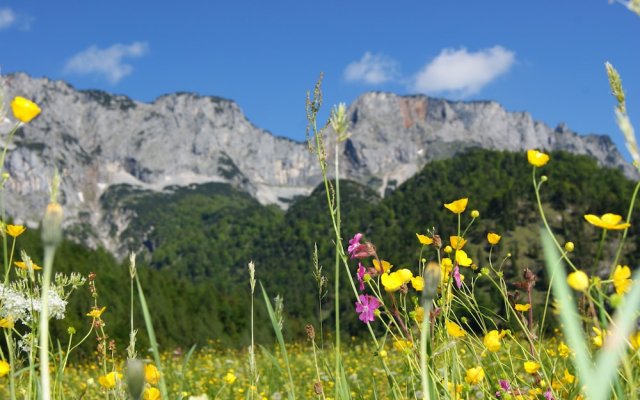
(42, 202), (63, 247)
(125, 359), (145, 400)
(564, 241), (575, 252)
(471, 210), (480, 218)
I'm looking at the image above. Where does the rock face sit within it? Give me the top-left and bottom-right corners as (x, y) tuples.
(1, 73), (634, 252)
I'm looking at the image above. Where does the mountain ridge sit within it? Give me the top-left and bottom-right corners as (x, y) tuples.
(1, 72), (634, 254)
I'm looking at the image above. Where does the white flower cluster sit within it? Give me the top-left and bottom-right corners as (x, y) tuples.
(0, 283), (67, 323)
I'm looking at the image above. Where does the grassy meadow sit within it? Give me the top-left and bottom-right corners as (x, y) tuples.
(2, 55), (640, 400)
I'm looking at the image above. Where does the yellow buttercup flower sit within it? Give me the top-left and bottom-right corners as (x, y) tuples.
(393, 339), (413, 353)
(144, 387), (161, 400)
(527, 149), (549, 167)
(223, 370), (237, 385)
(0, 360), (10, 377)
(11, 96), (41, 123)
(0, 317), (14, 329)
(464, 366), (484, 385)
(14, 261), (42, 270)
(441, 258), (453, 278)
(444, 198), (468, 214)
(487, 232), (501, 245)
(613, 265), (632, 295)
(449, 235), (467, 250)
(87, 306), (107, 319)
(515, 303), (531, 312)
(145, 364), (160, 385)
(558, 342), (571, 358)
(483, 329), (506, 352)
(413, 306), (425, 323)
(455, 250), (472, 267)
(5, 225), (26, 238)
(381, 272), (403, 292)
(416, 233), (433, 245)
(98, 371), (122, 389)
(567, 270), (589, 292)
(563, 369), (575, 384)
(446, 321), (467, 338)
(524, 361), (540, 374)
(372, 259), (393, 273)
(592, 327), (605, 348)
(411, 276), (424, 291)
(584, 213), (630, 230)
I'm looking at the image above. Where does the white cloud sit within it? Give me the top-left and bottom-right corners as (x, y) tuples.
(412, 46), (515, 97)
(344, 52), (399, 85)
(0, 8), (16, 29)
(64, 42), (149, 84)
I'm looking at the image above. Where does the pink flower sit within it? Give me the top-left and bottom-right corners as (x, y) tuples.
(453, 266), (462, 289)
(347, 233), (377, 259)
(544, 389), (555, 400)
(355, 295), (380, 323)
(357, 263), (366, 291)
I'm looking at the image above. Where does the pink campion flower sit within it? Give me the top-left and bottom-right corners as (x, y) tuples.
(544, 389), (555, 400)
(453, 266), (462, 289)
(347, 233), (377, 259)
(499, 380), (511, 391)
(355, 295), (380, 323)
(357, 263), (366, 291)
(348, 233), (363, 256)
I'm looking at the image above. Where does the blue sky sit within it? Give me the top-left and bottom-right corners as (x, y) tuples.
(1, 1), (639, 160)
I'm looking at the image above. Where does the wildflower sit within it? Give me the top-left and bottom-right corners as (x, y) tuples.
(396, 268), (413, 283)
(527, 149), (550, 167)
(98, 371), (123, 389)
(355, 295), (381, 323)
(499, 379), (511, 391)
(452, 266), (462, 289)
(471, 210), (480, 218)
(411, 276), (424, 291)
(558, 342), (571, 358)
(515, 303), (531, 312)
(483, 330), (506, 352)
(446, 320), (466, 338)
(381, 273), (403, 292)
(455, 250), (472, 267)
(0, 360), (9, 377)
(441, 258), (453, 277)
(223, 371), (237, 385)
(630, 331), (640, 350)
(393, 339), (413, 353)
(564, 241), (575, 252)
(567, 271), (589, 292)
(450, 235), (467, 250)
(464, 366), (484, 385)
(524, 361), (541, 374)
(5, 225), (26, 238)
(144, 387), (161, 400)
(0, 317), (14, 329)
(145, 364), (160, 385)
(563, 369), (575, 384)
(443, 245), (453, 254)
(487, 232), (501, 245)
(544, 388), (555, 400)
(372, 259), (393, 273)
(613, 265), (632, 295)
(348, 233), (376, 259)
(444, 198), (468, 214)
(584, 213), (630, 230)
(592, 327), (605, 347)
(416, 233), (433, 245)
(87, 306), (106, 319)
(11, 96), (41, 123)
(14, 261), (42, 271)
(412, 306), (425, 323)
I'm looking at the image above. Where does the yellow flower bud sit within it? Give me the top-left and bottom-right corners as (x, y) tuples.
(567, 270), (589, 292)
(564, 241), (575, 252)
(471, 210), (480, 218)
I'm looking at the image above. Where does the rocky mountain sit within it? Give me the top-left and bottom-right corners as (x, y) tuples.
(1, 73), (634, 254)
